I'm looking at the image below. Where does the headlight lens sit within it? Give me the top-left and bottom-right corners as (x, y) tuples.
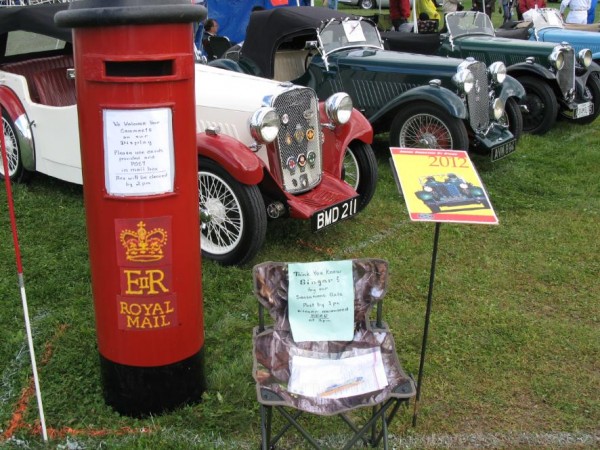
(250, 107), (280, 144)
(325, 93), (353, 125)
(577, 49), (592, 68)
(453, 68), (474, 94)
(549, 47), (565, 70)
(492, 98), (505, 120)
(489, 61), (507, 84)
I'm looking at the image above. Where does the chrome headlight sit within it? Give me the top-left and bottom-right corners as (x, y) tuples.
(577, 49), (592, 68)
(489, 61), (507, 84)
(250, 107), (280, 144)
(325, 92), (353, 125)
(549, 46), (565, 70)
(453, 68), (474, 94)
(492, 98), (505, 120)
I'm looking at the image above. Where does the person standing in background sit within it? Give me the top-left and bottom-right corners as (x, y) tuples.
(442, 0), (463, 15)
(390, 0), (411, 29)
(560, 0), (591, 24)
(416, 0), (441, 20)
(518, 0), (546, 18)
(323, 0), (338, 9)
(587, 0), (597, 23)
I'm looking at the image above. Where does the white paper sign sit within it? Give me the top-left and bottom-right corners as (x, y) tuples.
(104, 108), (174, 196)
(343, 20), (366, 43)
(288, 349), (388, 399)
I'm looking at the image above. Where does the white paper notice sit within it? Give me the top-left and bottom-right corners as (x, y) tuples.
(343, 20), (366, 43)
(287, 349), (388, 399)
(104, 108), (175, 196)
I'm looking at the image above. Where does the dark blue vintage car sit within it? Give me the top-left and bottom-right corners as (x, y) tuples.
(228, 7), (525, 162)
(415, 173), (490, 213)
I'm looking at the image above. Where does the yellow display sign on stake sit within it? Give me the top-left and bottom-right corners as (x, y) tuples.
(390, 148), (498, 224)
(389, 147), (499, 427)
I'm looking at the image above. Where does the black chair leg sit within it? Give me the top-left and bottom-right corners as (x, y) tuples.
(260, 404), (272, 450)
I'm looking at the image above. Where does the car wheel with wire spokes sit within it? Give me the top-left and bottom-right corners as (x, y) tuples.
(342, 141), (377, 212)
(389, 103), (469, 150)
(198, 158), (266, 266)
(1, 111), (32, 183)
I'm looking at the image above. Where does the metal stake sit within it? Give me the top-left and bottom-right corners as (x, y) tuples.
(412, 221), (441, 427)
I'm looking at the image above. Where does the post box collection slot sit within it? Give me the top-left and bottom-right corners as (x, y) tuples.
(105, 60), (174, 77)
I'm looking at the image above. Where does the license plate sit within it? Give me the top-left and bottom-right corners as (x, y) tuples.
(490, 138), (517, 162)
(312, 196), (359, 231)
(574, 101), (593, 119)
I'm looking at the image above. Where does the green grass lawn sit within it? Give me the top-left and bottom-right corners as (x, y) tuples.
(1, 118), (598, 448)
(0, 4), (599, 448)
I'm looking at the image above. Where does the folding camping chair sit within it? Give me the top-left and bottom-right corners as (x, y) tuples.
(252, 259), (416, 449)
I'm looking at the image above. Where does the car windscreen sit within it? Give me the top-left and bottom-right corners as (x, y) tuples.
(6, 30), (67, 57)
(526, 8), (565, 31)
(318, 18), (382, 56)
(446, 12), (494, 39)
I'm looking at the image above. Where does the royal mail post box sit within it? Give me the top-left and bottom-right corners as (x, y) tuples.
(55, 0), (207, 417)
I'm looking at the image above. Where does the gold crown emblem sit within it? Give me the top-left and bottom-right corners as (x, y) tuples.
(120, 221), (167, 262)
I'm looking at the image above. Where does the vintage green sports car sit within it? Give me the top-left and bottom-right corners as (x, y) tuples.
(384, 11), (600, 135)
(230, 7), (525, 162)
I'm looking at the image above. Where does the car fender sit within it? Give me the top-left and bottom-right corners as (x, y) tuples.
(495, 75), (526, 103)
(196, 132), (264, 185)
(578, 61), (600, 79)
(369, 85), (468, 125)
(319, 106), (373, 176)
(0, 86), (35, 171)
(507, 62), (557, 82)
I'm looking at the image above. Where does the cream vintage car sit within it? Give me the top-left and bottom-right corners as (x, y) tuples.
(0, 3), (378, 266)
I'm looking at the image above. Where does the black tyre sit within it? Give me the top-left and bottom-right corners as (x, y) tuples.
(571, 74), (600, 125)
(500, 97), (524, 141)
(342, 141), (378, 212)
(198, 158), (267, 266)
(389, 103), (470, 150)
(518, 75), (558, 135)
(358, 0), (375, 9)
(1, 111), (32, 183)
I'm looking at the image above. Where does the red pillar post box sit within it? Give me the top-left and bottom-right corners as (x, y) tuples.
(55, 0), (207, 417)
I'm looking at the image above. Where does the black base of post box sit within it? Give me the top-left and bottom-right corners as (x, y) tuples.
(99, 348), (206, 417)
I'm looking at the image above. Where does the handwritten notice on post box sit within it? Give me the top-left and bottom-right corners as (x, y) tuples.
(104, 108), (175, 196)
(288, 260), (354, 342)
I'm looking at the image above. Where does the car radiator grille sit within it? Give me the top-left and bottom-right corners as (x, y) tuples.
(556, 48), (575, 98)
(466, 61), (490, 131)
(272, 87), (322, 194)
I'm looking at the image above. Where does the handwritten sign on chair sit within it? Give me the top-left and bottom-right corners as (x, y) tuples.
(288, 260), (354, 342)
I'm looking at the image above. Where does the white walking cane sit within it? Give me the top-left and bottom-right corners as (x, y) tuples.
(1, 110), (48, 442)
